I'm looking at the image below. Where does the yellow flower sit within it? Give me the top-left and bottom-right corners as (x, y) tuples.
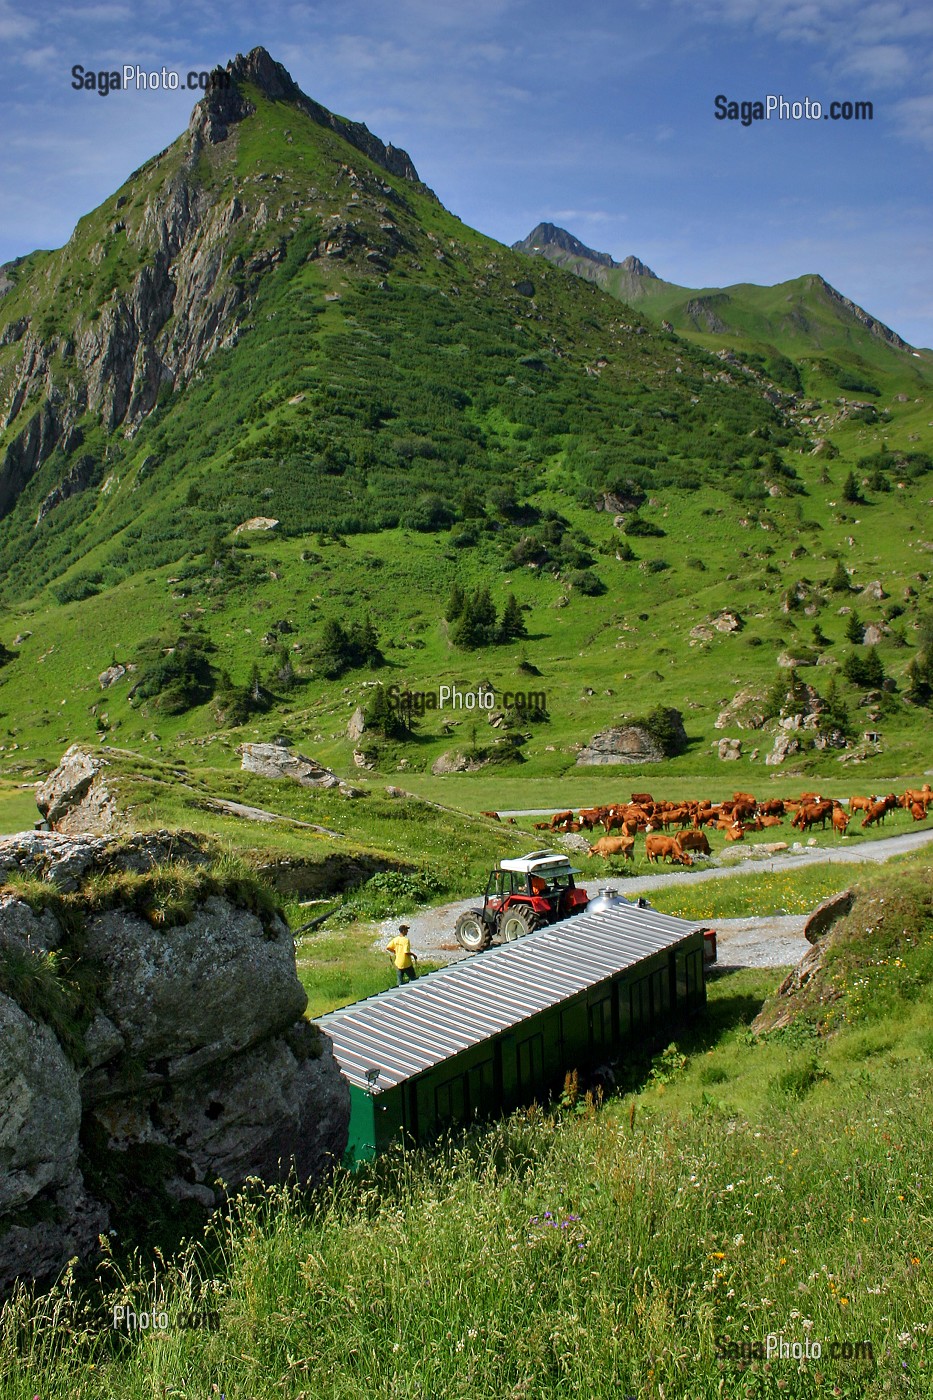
(710, 1251), (726, 1259)
(840, 1297), (849, 1306)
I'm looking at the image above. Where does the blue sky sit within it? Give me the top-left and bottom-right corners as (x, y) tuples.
(1, 0), (931, 345)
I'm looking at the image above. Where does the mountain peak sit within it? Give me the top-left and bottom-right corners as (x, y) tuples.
(190, 46), (423, 186)
(513, 223), (660, 282)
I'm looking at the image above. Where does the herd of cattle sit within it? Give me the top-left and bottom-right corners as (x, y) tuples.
(482, 786), (932, 866)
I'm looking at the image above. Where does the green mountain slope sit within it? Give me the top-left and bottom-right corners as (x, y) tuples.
(513, 222), (933, 398)
(0, 53), (930, 783)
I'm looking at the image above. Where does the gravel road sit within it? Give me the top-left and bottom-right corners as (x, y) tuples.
(369, 826), (933, 973)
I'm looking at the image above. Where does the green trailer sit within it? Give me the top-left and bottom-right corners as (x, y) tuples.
(320, 898), (708, 1163)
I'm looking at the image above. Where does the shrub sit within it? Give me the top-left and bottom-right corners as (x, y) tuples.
(129, 632), (216, 714)
(569, 569), (606, 596)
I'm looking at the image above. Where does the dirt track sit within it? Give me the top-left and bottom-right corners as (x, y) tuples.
(370, 826), (933, 972)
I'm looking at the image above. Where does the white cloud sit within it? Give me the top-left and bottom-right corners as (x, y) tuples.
(895, 92), (933, 148)
(838, 43), (912, 86)
(0, 0), (36, 41)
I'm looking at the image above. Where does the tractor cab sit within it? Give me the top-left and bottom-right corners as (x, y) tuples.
(455, 851), (589, 952)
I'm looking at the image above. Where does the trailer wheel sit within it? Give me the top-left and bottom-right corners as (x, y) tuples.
(455, 910), (492, 952)
(499, 906), (539, 942)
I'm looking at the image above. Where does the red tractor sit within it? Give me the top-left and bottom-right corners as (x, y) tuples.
(454, 851), (589, 952)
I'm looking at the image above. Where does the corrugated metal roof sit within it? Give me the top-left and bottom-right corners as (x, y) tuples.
(319, 902), (701, 1093)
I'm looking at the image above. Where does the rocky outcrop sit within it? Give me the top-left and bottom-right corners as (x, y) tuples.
(717, 738), (742, 760)
(36, 745), (118, 834)
(765, 732), (801, 766)
(715, 685), (767, 730)
(239, 740), (361, 794)
(0, 831), (349, 1296)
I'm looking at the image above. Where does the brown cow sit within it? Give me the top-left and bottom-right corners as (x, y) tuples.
(861, 801), (887, 829)
(578, 807), (608, 830)
(549, 810), (574, 831)
(724, 824), (745, 841)
(758, 814), (784, 828)
(849, 796), (872, 814)
(831, 807), (850, 836)
(678, 830), (711, 856)
(588, 835), (636, 860)
(793, 800), (833, 832)
(645, 834), (692, 865)
(910, 802), (927, 822)
(797, 800), (834, 833)
(631, 792), (654, 806)
(481, 811), (501, 821)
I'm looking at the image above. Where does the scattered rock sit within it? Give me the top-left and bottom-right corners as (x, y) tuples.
(98, 663), (130, 689)
(347, 706), (366, 741)
(861, 579), (887, 601)
(233, 516), (279, 534)
(717, 737), (742, 760)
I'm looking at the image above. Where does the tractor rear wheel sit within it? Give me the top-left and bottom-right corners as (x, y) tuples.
(499, 905), (539, 942)
(455, 910), (492, 952)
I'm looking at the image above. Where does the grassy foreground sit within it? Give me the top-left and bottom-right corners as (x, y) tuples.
(2, 857), (931, 1399)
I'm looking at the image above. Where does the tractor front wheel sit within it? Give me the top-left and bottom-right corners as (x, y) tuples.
(455, 910), (492, 953)
(499, 906), (539, 942)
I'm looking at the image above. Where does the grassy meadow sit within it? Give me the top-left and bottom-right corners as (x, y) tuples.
(2, 854), (930, 1400)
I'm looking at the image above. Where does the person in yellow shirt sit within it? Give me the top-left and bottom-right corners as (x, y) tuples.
(386, 923), (418, 985)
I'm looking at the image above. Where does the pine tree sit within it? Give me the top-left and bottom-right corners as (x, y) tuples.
(829, 559), (851, 592)
(317, 619), (351, 679)
(844, 611), (863, 644)
(498, 593), (527, 643)
(841, 470), (862, 504)
(820, 676), (851, 735)
(445, 583), (465, 623)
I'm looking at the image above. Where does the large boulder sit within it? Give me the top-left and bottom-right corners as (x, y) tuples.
(576, 727), (665, 764)
(0, 831), (350, 1297)
(36, 745), (118, 833)
(0, 994), (82, 1215)
(80, 896), (307, 1100)
(576, 710), (686, 766)
(239, 740), (359, 794)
